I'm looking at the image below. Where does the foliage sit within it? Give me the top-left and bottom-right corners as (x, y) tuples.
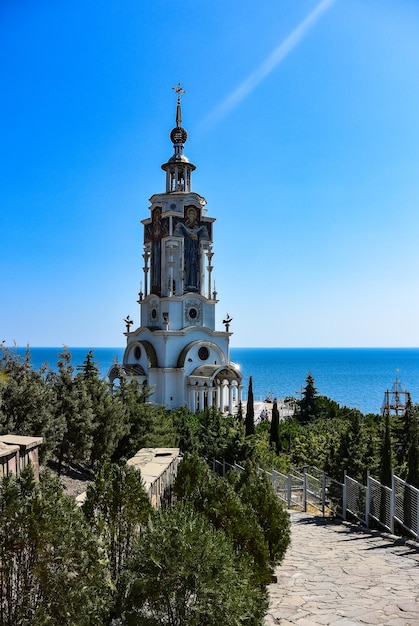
(0, 466), (109, 626)
(0, 345), (57, 461)
(180, 407), (247, 462)
(171, 406), (195, 453)
(316, 395), (341, 419)
(111, 380), (155, 460)
(142, 405), (179, 449)
(331, 409), (368, 482)
(236, 400), (243, 423)
(401, 403), (419, 529)
(47, 348), (96, 473)
(174, 454), (290, 586)
(251, 421), (288, 473)
(76, 351), (127, 464)
(276, 416), (301, 455)
(297, 372), (318, 423)
(380, 412), (393, 487)
(174, 455), (270, 585)
(245, 376), (255, 437)
(227, 460), (291, 566)
(121, 503), (268, 626)
(83, 459), (153, 586)
(404, 403), (419, 487)
(269, 399), (280, 454)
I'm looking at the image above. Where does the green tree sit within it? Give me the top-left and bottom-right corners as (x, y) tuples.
(269, 399), (280, 454)
(276, 416), (301, 455)
(402, 403), (419, 531)
(172, 406), (194, 453)
(0, 345), (57, 461)
(245, 376), (255, 437)
(180, 407), (246, 462)
(142, 405), (179, 449)
(112, 379), (153, 460)
(83, 459), (152, 585)
(122, 503), (268, 626)
(76, 351), (128, 464)
(228, 460), (291, 567)
(379, 411), (394, 525)
(48, 348), (95, 473)
(316, 395), (340, 419)
(405, 403), (419, 487)
(0, 466), (109, 626)
(333, 409), (366, 482)
(380, 412), (393, 487)
(174, 455), (274, 587)
(298, 372), (318, 423)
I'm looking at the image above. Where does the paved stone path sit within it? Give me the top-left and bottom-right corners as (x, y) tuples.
(266, 511), (419, 625)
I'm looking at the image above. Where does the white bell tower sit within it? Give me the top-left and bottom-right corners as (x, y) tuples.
(109, 85), (242, 413)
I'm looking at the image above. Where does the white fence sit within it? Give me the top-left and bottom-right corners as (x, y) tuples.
(212, 460), (419, 541)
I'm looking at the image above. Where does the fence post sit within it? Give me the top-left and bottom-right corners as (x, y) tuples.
(287, 474), (292, 508)
(390, 469), (395, 535)
(365, 470), (370, 529)
(223, 459), (226, 477)
(343, 470), (347, 521)
(303, 467), (307, 512)
(321, 472), (326, 517)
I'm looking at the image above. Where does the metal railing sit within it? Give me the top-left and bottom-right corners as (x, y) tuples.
(211, 459), (419, 541)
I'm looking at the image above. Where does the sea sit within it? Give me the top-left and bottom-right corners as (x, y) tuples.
(6, 346), (419, 416)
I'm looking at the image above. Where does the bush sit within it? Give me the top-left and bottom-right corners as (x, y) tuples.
(174, 454), (290, 586)
(228, 460), (291, 566)
(0, 466), (109, 626)
(121, 503), (267, 626)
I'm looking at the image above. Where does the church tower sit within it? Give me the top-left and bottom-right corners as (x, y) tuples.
(109, 85), (242, 413)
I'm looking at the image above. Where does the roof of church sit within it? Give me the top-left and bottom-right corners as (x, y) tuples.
(189, 363), (242, 382)
(108, 363), (146, 378)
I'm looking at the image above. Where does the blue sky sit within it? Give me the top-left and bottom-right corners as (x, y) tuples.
(1, 0), (419, 348)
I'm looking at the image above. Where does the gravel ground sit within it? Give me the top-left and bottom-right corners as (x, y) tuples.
(45, 461), (92, 497)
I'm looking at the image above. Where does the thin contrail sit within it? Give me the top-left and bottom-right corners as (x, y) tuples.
(201, 0), (336, 129)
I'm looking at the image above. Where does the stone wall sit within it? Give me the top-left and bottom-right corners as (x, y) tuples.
(0, 435), (43, 480)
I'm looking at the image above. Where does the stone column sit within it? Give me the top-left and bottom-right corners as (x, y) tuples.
(228, 383), (234, 415)
(189, 387), (196, 413)
(238, 384), (243, 405)
(198, 388), (205, 411)
(143, 249), (150, 298)
(221, 380), (228, 413)
(215, 384), (221, 411)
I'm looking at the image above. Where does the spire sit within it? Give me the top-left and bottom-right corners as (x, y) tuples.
(173, 82), (185, 127)
(170, 82), (188, 157)
(162, 83), (196, 192)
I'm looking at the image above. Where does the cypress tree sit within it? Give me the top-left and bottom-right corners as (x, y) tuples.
(379, 411), (393, 524)
(245, 377), (255, 437)
(380, 412), (393, 487)
(404, 403), (419, 530)
(406, 403), (419, 487)
(269, 399), (280, 455)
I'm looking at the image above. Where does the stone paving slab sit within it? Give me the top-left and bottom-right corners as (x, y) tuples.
(266, 511), (419, 625)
